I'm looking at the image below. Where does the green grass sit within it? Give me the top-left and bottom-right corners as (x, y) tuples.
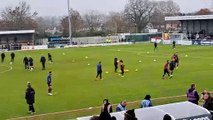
(0, 43), (213, 120)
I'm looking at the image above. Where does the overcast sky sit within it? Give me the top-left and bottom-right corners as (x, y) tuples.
(0, 0), (212, 16)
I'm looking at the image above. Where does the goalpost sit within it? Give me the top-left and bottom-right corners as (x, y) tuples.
(162, 33), (191, 45)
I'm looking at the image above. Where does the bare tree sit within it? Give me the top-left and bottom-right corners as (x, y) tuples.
(61, 9), (83, 37)
(105, 12), (130, 34)
(35, 16), (56, 38)
(124, 0), (156, 33)
(151, 0), (180, 31)
(0, 1), (37, 30)
(83, 10), (103, 32)
(159, 0), (180, 16)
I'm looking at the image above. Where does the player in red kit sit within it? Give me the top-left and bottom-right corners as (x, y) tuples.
(119, 60), (125, 77)
(171, 54), (176, 62)
(171, 53), (179, 69)
(162, 60), (170, 79)
(174, 53), (179, 68)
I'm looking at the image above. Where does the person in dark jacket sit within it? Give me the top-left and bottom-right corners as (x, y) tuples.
(172, 40), (176, 49)
(163, 114), (172, 120)
(10, 52), (15, 63)
(101, 99), (113, 113)
(25, 82), (35, 114)
(124, 109), (137, 120)
(99, 112), (112, 120)
(96, 61), (102, 80)
(23, 56), (29, 70)
(114, 57), (118, 72)
(40, 56), (46, 70)
(1, 52), (5, 63)
(202, 91), (213, 111)
(48, 53), (53, 63)
(186, 83), (200, 105)
(154, 40), (158, 51)
(28, 56), (34, 71)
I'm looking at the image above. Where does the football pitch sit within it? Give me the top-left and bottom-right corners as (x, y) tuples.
(0, 43), (213, 119)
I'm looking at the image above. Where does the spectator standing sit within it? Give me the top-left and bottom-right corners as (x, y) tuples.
(101, 99), (113, 113)
(202, 90), (213, 111)
(116, 100), (127, 112)
(201, 90), (209, 101)
(25, 82), (35, 114)
(186, 83), (200, 105)
(141, 94), (152, 108)
(196, 33), (199, 40)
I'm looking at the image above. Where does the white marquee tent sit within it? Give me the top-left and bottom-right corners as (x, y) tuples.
(77, 102), (212, 120)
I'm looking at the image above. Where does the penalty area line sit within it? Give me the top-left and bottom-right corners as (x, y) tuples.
(0, 65), (13, 74)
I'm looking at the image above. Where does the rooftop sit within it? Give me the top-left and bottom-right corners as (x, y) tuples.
(0, 30), (35, 35)
(165, 15), (213, 21)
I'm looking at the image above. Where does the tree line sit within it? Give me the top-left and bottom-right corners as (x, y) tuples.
(0, 0), (210, 38)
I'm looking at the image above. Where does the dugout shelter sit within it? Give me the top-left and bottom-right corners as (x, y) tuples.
(0, 30), (35, 50)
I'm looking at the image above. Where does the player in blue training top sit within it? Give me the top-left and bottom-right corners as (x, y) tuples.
(96, 61), (102, 80)
(47, 71), (53, 96)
